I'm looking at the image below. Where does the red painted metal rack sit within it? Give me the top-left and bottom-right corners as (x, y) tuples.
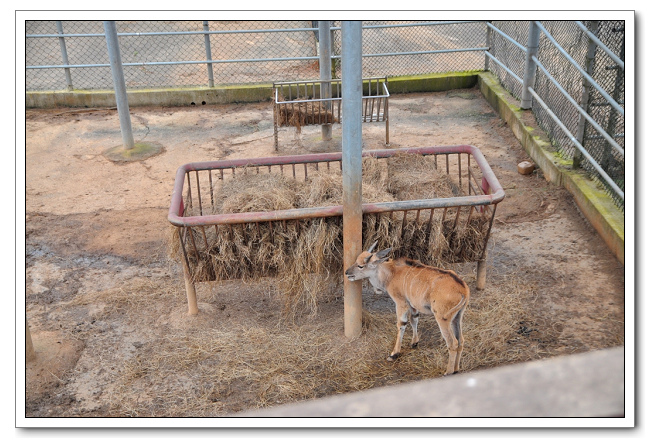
(168, 145), (504, 314)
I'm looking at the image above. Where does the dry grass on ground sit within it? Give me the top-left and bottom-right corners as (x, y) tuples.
(66, 270), (542, 417)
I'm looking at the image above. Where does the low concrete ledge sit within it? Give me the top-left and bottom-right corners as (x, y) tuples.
(25, 71), (482, 109)
(26, 83), (275, 109)
(237, 347), (624, 419)
(387, 71), (481, 94)
(478, 72), (624, 265)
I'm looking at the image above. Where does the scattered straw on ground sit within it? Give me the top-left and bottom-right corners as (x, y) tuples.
(87, 272), (543, 417)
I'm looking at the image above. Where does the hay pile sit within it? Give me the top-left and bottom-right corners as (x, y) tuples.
(172, 153), (491, 316)
(275, 97), (338, 132)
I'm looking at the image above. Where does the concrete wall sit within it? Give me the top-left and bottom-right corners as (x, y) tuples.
(25, 72), (481, 109)
(238, 347), (624, 418)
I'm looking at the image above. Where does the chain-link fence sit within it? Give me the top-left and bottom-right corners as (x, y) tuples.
(487, 20), (625, 211)
(26, 21), (488, 91)
(26, 20), (624, 211)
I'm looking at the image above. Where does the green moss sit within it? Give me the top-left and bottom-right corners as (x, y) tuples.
(103, 141), (164, 163)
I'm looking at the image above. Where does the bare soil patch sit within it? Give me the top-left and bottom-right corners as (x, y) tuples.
(24, 88), (624, 418)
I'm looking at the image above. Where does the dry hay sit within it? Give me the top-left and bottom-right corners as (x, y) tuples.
(275, 96), (338, 132)
(386, 151), (457, 200)
(170, 154), (492, 317)
(101, 273), (541, 417)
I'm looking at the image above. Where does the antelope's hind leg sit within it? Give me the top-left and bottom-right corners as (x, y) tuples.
(435, 314), (460, 376)
(409, 306), (420, 349)
(451, 308), (465, 373)
(388, 302), (410, 361)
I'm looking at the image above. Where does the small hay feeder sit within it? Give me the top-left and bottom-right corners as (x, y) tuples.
(168, 146), (505, 315)
(272, 77), (390, 150)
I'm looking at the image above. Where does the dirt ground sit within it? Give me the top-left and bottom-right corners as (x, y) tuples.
(23, 87), (625, 418)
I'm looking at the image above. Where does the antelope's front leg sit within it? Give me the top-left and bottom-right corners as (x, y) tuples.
(388, 301), (410, 361)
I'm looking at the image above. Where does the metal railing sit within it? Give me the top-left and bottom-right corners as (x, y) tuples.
(25, 21), (487, 91)
(25, 20), (625, 211)
(486, 20), (625, 211)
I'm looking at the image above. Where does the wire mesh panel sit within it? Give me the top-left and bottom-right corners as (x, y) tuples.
(26, 20), (489, 91)
(25, 20), (320, 90)
(533, 21), (590, 160)
(488, 20), (624, 211)
(485, 21), (528, 99)
(329, 21), (487, 78)
(581, 21), (625, 210)
(531, 20), (624, 210)
(25, 21), (111, 91)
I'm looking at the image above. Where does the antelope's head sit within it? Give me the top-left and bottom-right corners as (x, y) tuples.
(345, 241), (392, 282)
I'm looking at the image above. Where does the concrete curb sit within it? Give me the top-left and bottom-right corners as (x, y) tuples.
(477, 72), (624, 265)
(238, 346), (624, 418)
(25, 72), (481, 109)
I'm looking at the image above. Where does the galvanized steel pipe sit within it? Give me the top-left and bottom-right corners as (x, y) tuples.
(55, 21), (73, 90)
(103, 21), (135, 150)
(341, 21), (363, 339)
(319, 21), (332, 142)
(520, 21), (540, 110)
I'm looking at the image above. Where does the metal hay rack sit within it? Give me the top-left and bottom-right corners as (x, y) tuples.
(272, 76), (390, 150)
(168, 145), (504, 314)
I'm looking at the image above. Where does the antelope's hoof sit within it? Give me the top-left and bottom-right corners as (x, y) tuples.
(411, 342), (419, 349)
(443, 371), (459, 376)
(387, 353), (400, 361)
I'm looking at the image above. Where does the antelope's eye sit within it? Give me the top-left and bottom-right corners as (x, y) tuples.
(358, 264), (365, 269)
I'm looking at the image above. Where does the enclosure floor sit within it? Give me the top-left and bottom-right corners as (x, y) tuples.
(24, 88), (624, 418)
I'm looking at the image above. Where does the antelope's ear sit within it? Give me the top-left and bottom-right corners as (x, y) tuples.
(375, 248), (392, 261)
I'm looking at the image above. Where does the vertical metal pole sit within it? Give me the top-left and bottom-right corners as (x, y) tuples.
(520, 21), (540, 110)
(484, 21), (492, 71)
(319, 21), (332, 141)
(330, 27), (337, 79)
(56, 21), (73, 91)
(341, 21), (363, 340)
(203, 21), (215, 88)
(103, 21), (135, 150)
(574, 21), (599, 168)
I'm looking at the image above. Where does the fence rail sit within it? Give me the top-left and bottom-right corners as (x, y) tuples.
(25, 20), (625, 210)
(485, 20), (625, 211)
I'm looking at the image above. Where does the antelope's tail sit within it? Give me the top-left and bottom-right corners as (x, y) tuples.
(443, 292), (469, 321)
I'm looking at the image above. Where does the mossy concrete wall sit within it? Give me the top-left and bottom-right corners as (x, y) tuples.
(25, 72), (481, 109)
(26, 84), (276, 109)
(478, 72), (624, 265)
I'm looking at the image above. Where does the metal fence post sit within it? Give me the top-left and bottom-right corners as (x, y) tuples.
(103, 21), (135, 150)
(520, 21), (540, 110)
(574, 21), (599, 168)
(484, 21), (492, 71)
(203, 21), (215, 88)
(56, 21), (73, 91)
(319, 21), (332, 142)
(341, 21), (363, 340)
